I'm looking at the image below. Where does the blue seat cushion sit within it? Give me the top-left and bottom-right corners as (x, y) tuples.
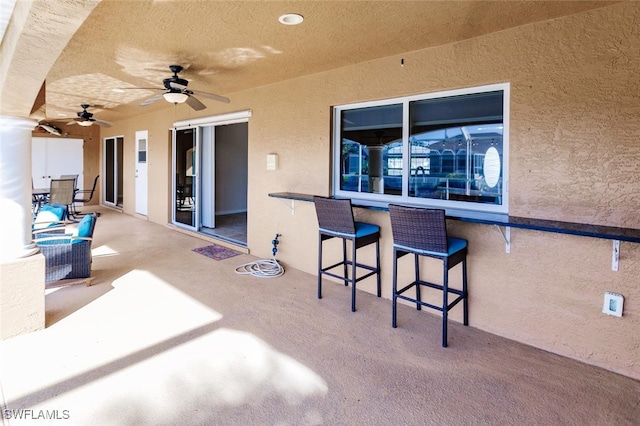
(447, 237), (468, 255)
(394, 237), (467, 257)
(76, 214), (95, 238)
(354, 222), (380, 238)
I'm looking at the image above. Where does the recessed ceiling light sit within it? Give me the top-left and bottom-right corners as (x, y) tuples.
(112, 88), (125, 93)
(278, 13), (303, 25)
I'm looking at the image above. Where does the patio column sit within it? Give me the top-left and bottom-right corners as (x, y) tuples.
(0, 116), (45, 339)
(368, 146), (384, 193)
(0, 116), (39, 260)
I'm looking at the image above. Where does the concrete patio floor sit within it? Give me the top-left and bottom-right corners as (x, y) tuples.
(1, 207), (639, 425)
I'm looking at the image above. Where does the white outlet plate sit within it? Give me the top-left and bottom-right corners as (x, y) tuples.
(602, 292), (623, 317)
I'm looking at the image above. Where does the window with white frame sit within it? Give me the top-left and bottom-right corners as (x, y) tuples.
(332, 83), (509, 214)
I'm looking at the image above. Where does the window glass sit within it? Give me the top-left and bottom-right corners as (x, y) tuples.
(137, 138), (147, 163)
(409, 91), (504, 205)
(339, 104), (403, 195)
(333, 84), (508, 213)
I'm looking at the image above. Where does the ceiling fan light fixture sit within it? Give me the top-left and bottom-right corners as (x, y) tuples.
(78, 120), (93, 127)
(278, 13), (303, 25)
(163, 92), (189, 104)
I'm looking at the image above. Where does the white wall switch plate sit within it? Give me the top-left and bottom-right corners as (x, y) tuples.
(602, 292), (624, 317)
(267, 154), (278, 171)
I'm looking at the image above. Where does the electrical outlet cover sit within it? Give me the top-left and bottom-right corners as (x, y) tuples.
(602, 292), (623, 317)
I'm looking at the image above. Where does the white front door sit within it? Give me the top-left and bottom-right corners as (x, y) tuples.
(135, 130), (148, 216)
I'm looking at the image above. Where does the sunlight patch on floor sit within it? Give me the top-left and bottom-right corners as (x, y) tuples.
(1, 270), (223, 406)
(92, 244), (119, 257)
(83, 328), (329, 424)
(2, 269), (329, 424)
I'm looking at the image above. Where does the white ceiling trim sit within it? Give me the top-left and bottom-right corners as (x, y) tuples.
(173, 110), (252, 130)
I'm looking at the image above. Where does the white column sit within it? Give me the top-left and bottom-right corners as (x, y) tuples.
(0, 116), (39, 260)
(368, 146), (384, 193)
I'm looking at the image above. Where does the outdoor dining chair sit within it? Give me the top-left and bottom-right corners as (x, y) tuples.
(71, 175), (100, 217)
(49, 178), (76, 221)
(60, 174), (79, 191)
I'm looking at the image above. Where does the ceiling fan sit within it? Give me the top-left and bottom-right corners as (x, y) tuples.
(138, 65), (230, 111)
(37, 122), (62, 136)
(67, 104), (112, 127)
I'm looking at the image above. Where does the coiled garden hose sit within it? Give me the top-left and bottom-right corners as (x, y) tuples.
(235, 234), (285, 278)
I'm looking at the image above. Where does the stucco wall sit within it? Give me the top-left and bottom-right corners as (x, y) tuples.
(103, 2), (639, 379)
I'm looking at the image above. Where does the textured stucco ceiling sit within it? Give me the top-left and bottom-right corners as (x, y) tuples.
(21, 0), (616, 123)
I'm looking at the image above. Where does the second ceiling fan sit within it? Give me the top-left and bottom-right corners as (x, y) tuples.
(140, 65), (230, 111)
(68, 104), (112, 127)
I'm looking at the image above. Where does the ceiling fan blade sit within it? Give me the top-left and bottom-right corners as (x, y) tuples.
(190, 89), (230, 104)
(39, 124), (62, 136)
(67, 119), (79, 125)
(185, 95), (207, 111)
(116, 87), (163, 91)
(141, 93), (164, 106)
(95, 119), (113, 128)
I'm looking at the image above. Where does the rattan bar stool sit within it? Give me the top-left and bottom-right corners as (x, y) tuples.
(313, 196), (381, 312)
(388, 204), (468, 347)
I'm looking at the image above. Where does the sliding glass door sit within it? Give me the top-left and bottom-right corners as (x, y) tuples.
(171, 112), (249, 246)
(104, 136), (123, 207)
(173, 128), (197, 228)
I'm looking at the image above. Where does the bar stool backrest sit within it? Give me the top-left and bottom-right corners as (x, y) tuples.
(389, 204), (448, 253)
(313, 196), (356, 235)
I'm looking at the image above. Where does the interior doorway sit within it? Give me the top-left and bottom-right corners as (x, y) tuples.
(172, 116), (248, 246)
(201, 123), (248, 245)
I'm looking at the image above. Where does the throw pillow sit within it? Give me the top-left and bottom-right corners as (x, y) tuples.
(33, 204), (67, 229)
(76, 214), (95, 238)
(40, 203), (66, 220)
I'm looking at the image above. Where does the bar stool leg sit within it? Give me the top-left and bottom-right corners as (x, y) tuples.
(415, 254), (421, 311)
(392, 248), (399, 328)
(342, 239), (348, 286)
(462, 258), (469, 326)
(375, 239), (381, 297)
(317, 235), (323, 299)
(351, 239), (357, 312)
(442, 260), (449, 348)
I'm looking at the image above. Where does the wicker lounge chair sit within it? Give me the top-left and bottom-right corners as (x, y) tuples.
(35, 213), (98, 285)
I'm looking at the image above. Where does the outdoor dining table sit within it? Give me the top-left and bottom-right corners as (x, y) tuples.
(32, 188), (50, 213)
